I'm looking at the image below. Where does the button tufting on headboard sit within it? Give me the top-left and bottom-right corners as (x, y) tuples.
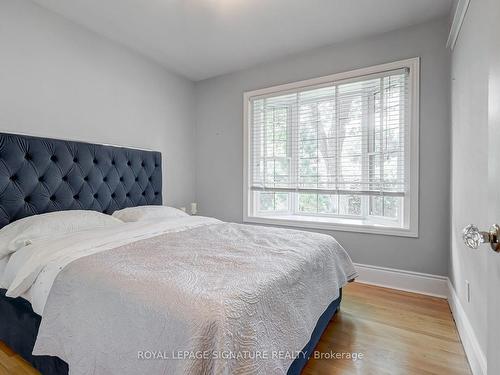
(0, 132), (162, 229)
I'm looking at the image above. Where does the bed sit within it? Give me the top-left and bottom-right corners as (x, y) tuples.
(0, 132), (356, 375)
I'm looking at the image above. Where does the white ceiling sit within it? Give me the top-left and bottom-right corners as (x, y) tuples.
(32, 0), (453, 81)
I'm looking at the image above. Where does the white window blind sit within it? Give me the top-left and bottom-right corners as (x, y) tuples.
(250, 68), (408, 197)
(244, 59), (419, 236)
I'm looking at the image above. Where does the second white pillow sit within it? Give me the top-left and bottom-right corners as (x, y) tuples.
(112, 205), (188, 223)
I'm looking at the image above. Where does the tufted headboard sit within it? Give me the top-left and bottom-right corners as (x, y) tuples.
(0, 132), (162, 229)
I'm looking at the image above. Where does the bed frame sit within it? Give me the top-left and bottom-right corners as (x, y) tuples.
(0, 132), (340, 375)
(0, 132), (162, 373)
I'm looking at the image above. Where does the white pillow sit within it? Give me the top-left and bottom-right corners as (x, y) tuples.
(112, 205), (188, 223)
(0, 210), (123, 259)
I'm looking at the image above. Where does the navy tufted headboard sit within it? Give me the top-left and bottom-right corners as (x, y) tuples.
(0, 132), (162, 229)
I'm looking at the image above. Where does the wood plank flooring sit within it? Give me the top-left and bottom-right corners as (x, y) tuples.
(0, 282), (471, 375)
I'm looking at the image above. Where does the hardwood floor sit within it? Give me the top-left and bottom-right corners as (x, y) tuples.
(302, 283), (471, 375)
(0, 341), (38, 375)
(0, 283), (471, 375)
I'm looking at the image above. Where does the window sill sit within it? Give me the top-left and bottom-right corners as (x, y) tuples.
(243, 215), (418, 238)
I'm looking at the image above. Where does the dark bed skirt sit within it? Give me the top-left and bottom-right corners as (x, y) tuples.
(0, 288), (341, 375)
(287, 290), (342, 375)
(0, 289), (69, 374)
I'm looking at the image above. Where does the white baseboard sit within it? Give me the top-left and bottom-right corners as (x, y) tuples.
(447, 280), (487, 375)
(353, 263), (448, 298)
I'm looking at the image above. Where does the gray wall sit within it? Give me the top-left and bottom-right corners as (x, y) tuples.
(0, 0), (452, 277)
(0, 0), (196, 208)
(450, 0), (488, 355)
(194, 18), (451, 276)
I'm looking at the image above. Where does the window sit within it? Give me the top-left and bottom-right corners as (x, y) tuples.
(243, 58), (419, 237)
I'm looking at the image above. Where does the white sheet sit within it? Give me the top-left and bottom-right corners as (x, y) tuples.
(2, 216), (221, 314)
(0, 256), (8, 286)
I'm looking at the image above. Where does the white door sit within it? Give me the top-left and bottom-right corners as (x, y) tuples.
(486, 0), (500, 373)
(462, 1), (500, 373)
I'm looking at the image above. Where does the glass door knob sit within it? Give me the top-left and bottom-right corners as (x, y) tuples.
(463, 224), (500, 252)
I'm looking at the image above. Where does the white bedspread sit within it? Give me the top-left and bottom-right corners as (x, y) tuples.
(3, 217), (357, 375)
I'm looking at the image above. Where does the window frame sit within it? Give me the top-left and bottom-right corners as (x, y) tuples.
(243, 58), (419, 237)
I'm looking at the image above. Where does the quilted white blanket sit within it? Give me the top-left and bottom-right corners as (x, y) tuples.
(30, 219), (356, 375)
